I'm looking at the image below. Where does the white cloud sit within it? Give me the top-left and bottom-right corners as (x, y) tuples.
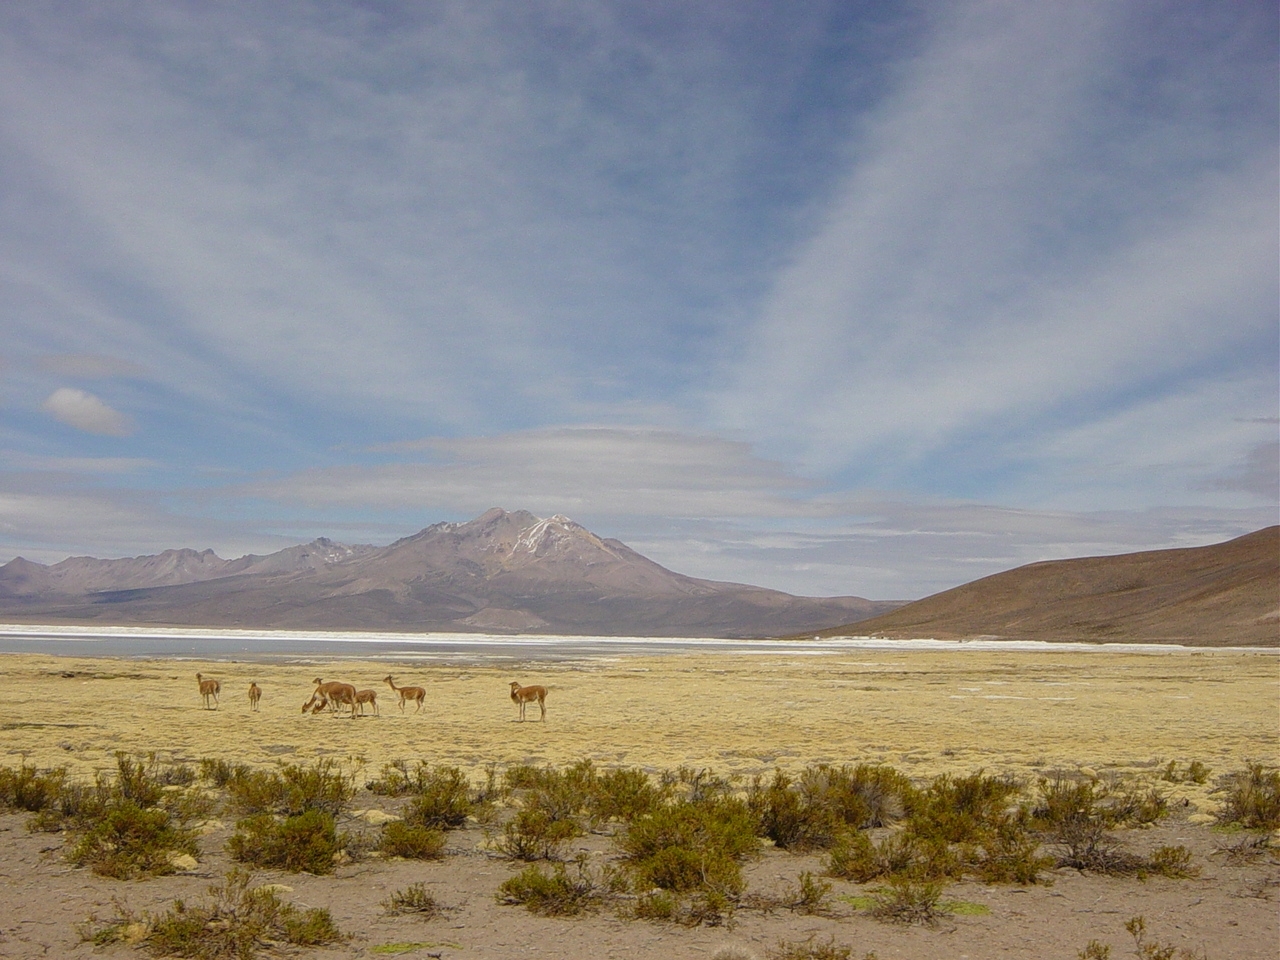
(248, 426), (815, 519)
(40, 388), (133, 437)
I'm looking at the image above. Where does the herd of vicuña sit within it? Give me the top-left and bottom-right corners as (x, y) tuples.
(196, 673), (548, 721)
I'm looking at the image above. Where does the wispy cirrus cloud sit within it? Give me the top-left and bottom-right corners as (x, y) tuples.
(715, 1), (1277, 505)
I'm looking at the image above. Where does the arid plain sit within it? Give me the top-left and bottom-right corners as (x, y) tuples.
(0, 645), (1276, 959)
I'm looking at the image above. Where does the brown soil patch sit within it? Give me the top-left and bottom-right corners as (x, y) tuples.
(0, 648), (1276, 959)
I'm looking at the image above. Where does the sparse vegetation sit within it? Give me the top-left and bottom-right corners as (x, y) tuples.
(382, 882), (446, 918)
(867, 874), (948, 925)
(496, 856), (614, 916)
(85, 869), (343, 958)
(765, 936), (858, 960)
(1214, 763), (1280, 831)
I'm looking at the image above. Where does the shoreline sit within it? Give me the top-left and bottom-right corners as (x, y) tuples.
(0, 623), (1273, 663)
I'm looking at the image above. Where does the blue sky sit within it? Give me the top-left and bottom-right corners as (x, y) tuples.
(1, 0), (1275, 599)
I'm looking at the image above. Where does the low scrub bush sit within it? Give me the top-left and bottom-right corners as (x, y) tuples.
(619, 795), (758, 895)
(1033, 773), (1175, 876)
(379, 821), (446, 860)
(89, 869), (343, 958)
(1161, 760), (1210, 785)
(782, 871), (832, 915)
(382, 882), (446, 918)
(400, 765), (473, 829)
(227, 809), (346, 874)
(1214, 763), (1280, 831)
(589, 766), (668, 825)
(826, 829), (919, 882)
(198, 757), (250, 788)
(905, 770), (1022, 846)
(0, 762), (67, 813)
(766, 935), (857, 960)
(70, 799), (199, 879)
(496, 857), (614, 916)
(224, 759), (354, 818)
(495, 806), (579, 861)
(867, 874), (947, 926)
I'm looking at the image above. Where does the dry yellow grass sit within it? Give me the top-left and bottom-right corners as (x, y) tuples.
(2, 649), (1275, 814)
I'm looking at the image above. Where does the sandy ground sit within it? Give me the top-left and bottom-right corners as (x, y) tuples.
(0, 647), (1276, 959)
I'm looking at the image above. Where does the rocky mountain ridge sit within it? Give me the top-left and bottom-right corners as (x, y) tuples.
(0, 508), (895, 638)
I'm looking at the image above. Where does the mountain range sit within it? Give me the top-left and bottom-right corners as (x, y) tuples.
(0, 508), (897, 638)
(814, 525), (1278, 647)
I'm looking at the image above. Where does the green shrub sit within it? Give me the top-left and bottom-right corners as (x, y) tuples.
(27, 779), (109, 832)
(973, 817), (1054, 884)
(379, 821), (447, 859)
(825, 829), (919, 882)
(401, 766), (472, 829)
(495, 807), (580, 861)
(589, 767), (668, 825)
(1032, 774), (1159, 875)
(225, 768), (286, 815)
(619, 796), (758, 895)
(1215, 763), (1280, 831)
(228, 809), (345, 874)
(631, 889), (679, 921)
(0, 762), (68, 813)
(905, 770), (1021, 846)
(496, 858), (608, 916)
(199, 758), (249, 788)
(70, 800), (199, 879)
(142, 869), (343, 958)
(224, 760), (353, 818)
(749, 769), (840, 851)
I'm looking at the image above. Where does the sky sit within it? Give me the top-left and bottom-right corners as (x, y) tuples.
(0, 0), (1276, 600)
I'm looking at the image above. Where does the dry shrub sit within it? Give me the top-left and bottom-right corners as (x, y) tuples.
(90, 869), (343, 958)
(382, 881), (446, 918)
(765, 936), (857, 960)
(867, 874), (947, 926)
(1215, 763), (1280, 831)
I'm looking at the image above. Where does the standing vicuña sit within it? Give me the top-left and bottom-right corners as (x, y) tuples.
(196, 673), (221, 710)
(354, 688), (379, 716)
(383, 675), (426, 713)
(313, 678), (358, 717)
(509, 681), (547, 722)
(247, 682), (261, 712)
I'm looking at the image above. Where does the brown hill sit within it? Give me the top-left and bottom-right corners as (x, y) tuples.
(814, 526), (1279, 646)
(0, 508), (898, 638)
